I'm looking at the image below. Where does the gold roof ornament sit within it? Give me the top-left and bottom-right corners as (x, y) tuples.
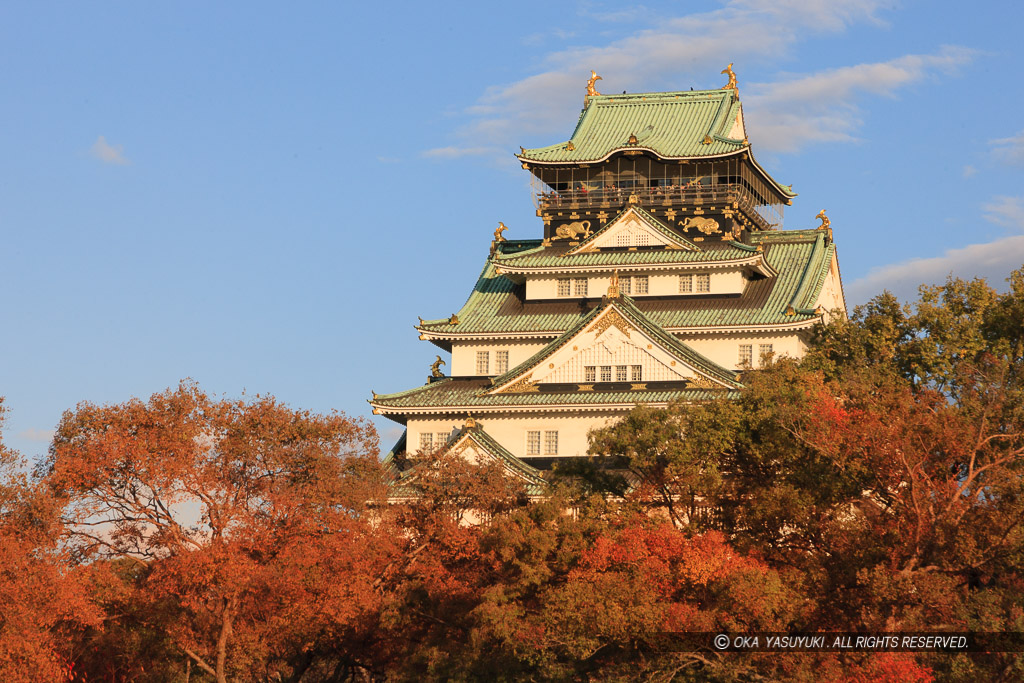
(721, 63), (738, 96)
(494, 221), (508, 242)
(815, 209), (830, 231)
(607, 269), (621, 298)
(627, 133), (639, 146)
(565, 141), (575, 151)
(585, 70), (602, 106)
(464, 415), (477, 429)
(448, 313), (459, 325)
(430, 355), (446, 378)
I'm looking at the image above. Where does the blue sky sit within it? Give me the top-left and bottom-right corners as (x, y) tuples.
(2, 1), (1023, 456)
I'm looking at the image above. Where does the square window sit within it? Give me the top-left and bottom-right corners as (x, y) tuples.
(758, 344), (773, 367)
(544, 431), (558, 455)
(527, 430), (541, 455)
(697, 274), (710, 293)
(476, 351), (490, 375)
(557, 279), (571, 297)
(436, 431), (449, 446)
(585, 366), (596, 382)
(495, 350), (509, 374)
(574, 278), (588, 297)
(631, 365), (642, 381)
(620, 276), (631, 295)
(419, 433), (434, 451)
(600, 366), (612, 382)
(739, 344), (753, 368)
(635, 275), (649, 294)
(679, 274), (693, 293)
(616, 365), (628, 381)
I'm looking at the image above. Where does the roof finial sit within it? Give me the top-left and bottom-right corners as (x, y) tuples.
(721, 63), (738, 96)
(607, 269), (621, 298)
(585, 70), (602, 106)
(815, 209), (830, 231)
(494, 221), (508, 242)
(430, 355), (446, 378)
(464, 414), (477, 429)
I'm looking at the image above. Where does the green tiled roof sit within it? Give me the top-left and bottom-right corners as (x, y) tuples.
(388, 424), (548, 497)
(372, 377), (738, 411)
(496, 241), (759, 270)
(419, 232), (832, 337)
(488, 295), (742, 391)
(519, 89), (746, 162)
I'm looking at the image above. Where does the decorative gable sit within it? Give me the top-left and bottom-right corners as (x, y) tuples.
(568, 206), (699, 254)
(489, 300), (739, 394)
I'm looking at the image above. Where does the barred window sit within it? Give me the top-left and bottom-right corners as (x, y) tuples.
(616, 365), (628, 381)
(616, 232), (629, 247)
(620, 276), (631, 295)
(527, 430), (541, 455)
(600, 365), (612, 382)
(557, 278), (571, 297)
(679, 274), (693, 293)
(476, 351), (489, 375)
(436, 432), (450, 446)
(544, 431), (558, 455)
(758, 343), (773, 367)
(419, 433), (434, 451)
(696, 273), (710, 293)
(574, 278), (588, 297)
(631, 365), (643, 381)
(585, 366), (596, 382)
(635, 275), (649, 294)
(495, 350), (509, 374)
(739, 344), (753, 368)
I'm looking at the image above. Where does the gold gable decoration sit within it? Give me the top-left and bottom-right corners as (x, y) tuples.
(587, 308), (633, 339)
(498, 373), (539, 394)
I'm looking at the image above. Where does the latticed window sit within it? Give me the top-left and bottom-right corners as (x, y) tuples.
(557, 279), (571, 296)
(419, 433), (434, 451)
(476, 351), (489, 375)
(635, 275), (649, 294)
(616, 232), (630, 247)
(527, 431), (541, 455)
(436, 431), (450, 446)
(616, 365), (628, 381)
(600, 366), (612, 382)
(495, 350), (509, 374)
(758, 343), (773, 367)
(697, 274), (710, 293)
(739, 344), (753, 368)
(679, 274), (693, 293)
(631, 365), (642, 381)
(574, 278), (588, 296)
(620, 276), (631, 295)
(544, 431), (558, 455)
(584, 366), (596, 382)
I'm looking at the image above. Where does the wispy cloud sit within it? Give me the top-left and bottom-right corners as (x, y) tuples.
(90, 135), (130, 165)
(17, 428), (55, 443)
(990, 130), (1024, 165)
(744, 46), (975, 153)
(845, 235), (1024, 304)
(982, 195), (1024, 230)
(422, 145), (504, 159)
(431, 1), (966, 159)
(962, 164), (978, 178)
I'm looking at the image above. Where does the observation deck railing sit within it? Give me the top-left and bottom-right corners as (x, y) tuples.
(536, 183), (782, 230)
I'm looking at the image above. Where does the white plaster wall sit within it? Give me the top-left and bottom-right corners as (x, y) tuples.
(450, 340), (548, 376)
(682, 332), (807, 370)
(524, 268), (746, 301)
(813, 254), (847, 320)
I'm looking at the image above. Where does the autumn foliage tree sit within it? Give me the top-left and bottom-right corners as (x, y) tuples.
(44, 382), (390, 682)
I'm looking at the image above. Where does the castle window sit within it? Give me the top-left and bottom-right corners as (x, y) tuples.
(739, 344), (753, 368)
(585, 366), (596, 382)
(527, 431), (541, 455)
(495, 350), (509, 374)
(616, 365), (628, 381)
(419, 433), (434, 451)
(476, 351), (490, 375)
(759, 343), (773, 367)
(631, 365), (642, 381)
(679, 274), (693, 293)
(635, 275), (649, 294)
(544, 431), (559, 455)
(697, 274), (711, 293)
(436, 431), (450, 446)
(574, 278), (588, 297)
(620, 276), (631, 295)
(600, 366), (612, 382)
(616, 232), (629, 247)
(557, 279), (571, 297)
